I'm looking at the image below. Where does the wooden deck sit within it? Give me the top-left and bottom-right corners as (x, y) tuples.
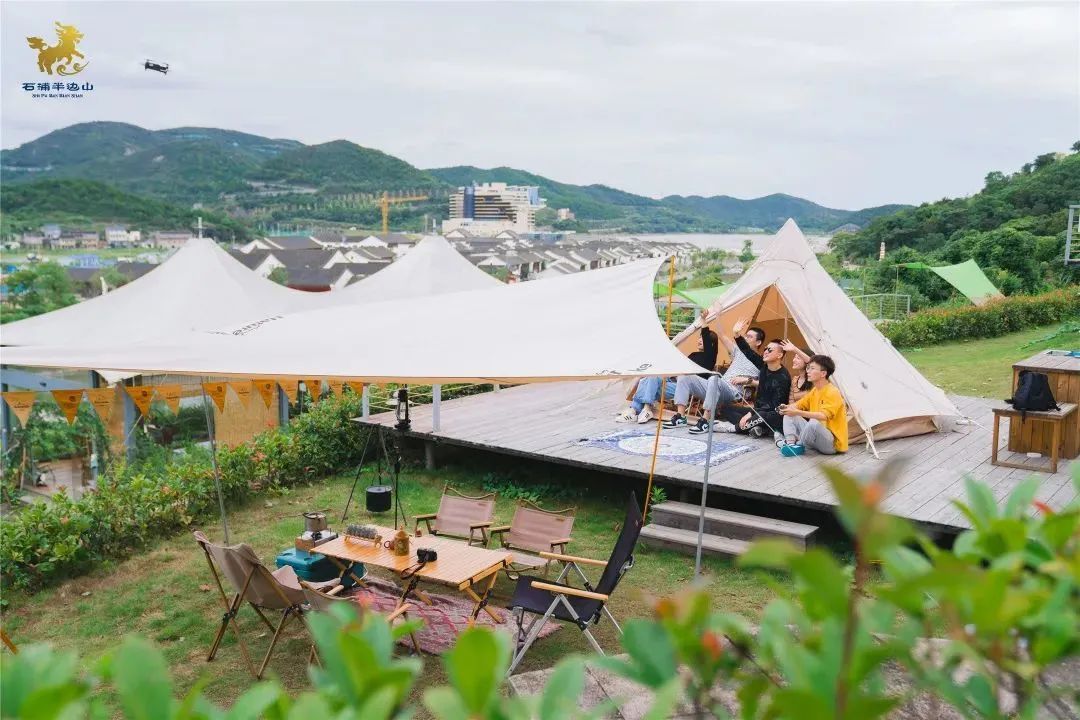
(360, 382), (1077, 533)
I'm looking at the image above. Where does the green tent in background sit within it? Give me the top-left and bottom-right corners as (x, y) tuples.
(653, 282), (728, 308)
(899, 259), (1003, 305)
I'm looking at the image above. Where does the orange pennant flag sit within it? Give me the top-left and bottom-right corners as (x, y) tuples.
(327, 379), (345, 397)
(85, 388), (116, 422)
(253, 379), (277, 408)
(202, 382), (229, 412)
(51, 389), (85, 425)
(126, 386), (156, 416)
(346, 381), (366, 396)
(230, 381), (253, 407)
(156, 385), (183, 414)
(2, 391), (37, 426)
(278, 379), (299, 404)
(306, 379), (322, 402)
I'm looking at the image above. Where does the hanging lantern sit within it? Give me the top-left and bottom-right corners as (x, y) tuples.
(394, 386), (411, 431)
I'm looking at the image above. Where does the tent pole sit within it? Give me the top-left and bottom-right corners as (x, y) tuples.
(200, 379), (230, 544)
(643, 257), (679, 520)
(695, 376), (721, 577)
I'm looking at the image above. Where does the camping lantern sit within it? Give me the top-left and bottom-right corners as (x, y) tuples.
(394, 386), (411, 431)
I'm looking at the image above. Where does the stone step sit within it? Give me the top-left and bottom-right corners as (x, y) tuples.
(649, 501), (817, 549)
(639, 524), (752, 559)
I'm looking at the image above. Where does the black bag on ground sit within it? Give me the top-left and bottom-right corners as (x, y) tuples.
(1006, 371), (1058, 419)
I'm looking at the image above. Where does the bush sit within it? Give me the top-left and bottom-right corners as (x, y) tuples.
(0, 393), (368, 591)
(881, 287), (1080, 348)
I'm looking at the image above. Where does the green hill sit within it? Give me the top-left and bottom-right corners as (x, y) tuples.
(252, 140), (442, 193)
(0, 179), (251, 241)
(661, 193), (909, 232)
(832, 149), (1079, 302)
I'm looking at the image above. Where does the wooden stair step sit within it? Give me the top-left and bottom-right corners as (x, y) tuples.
(639, 524), (752, 559)
(649, 501), (817, 549)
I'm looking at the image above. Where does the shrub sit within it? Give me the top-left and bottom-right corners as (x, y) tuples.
(881, 287), (1080, 348)
(0, 393), (368, 591)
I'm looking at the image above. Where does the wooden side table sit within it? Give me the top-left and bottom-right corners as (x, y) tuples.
(992, 402), (1077, 474)
(1010, 352), (1080, 459)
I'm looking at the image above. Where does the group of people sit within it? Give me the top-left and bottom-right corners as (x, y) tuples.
(617, 310), (848, 456)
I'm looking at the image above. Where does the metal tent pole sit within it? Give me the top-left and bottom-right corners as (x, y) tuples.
(695, 376), (721, 577)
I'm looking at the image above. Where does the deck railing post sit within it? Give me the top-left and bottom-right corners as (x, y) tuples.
(432, 384), (441, 432)
(362, 385), (370, 419)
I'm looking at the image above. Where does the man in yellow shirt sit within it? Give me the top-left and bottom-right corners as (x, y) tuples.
(777, 354), (848, 455)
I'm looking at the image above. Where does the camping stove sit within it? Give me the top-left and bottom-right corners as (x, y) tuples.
(295, 529), (339, 552)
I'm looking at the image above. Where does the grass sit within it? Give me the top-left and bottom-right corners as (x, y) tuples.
(2, 450), (788, 715)
(901, 322), (1080, 399)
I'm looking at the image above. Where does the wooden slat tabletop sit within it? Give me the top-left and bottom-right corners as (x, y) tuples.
(1014, 351), (1080, 375)
(317, 528), (510, 590)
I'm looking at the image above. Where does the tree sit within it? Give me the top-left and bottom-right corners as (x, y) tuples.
(1072, 140), (1080, 153)
(267, 266), (289, 285)
(738, 238), (755, 264)
(0, 262), (77, 323)
(983, 170), (1006, 189)
(1032, 152), (1058, 171)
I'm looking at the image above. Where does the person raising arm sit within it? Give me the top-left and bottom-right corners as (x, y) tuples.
(777, 354), (848, 455)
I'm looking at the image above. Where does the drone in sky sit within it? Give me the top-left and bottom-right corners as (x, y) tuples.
(144, 59), (169, 74)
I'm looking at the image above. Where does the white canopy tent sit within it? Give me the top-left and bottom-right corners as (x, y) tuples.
(341, 235), (499, 301)
(2, 257), (705, 383)
(675, 219), (961, 444)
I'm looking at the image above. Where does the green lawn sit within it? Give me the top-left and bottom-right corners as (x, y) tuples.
(2, 454), (787, 715)
(901, 322), (1079, 399)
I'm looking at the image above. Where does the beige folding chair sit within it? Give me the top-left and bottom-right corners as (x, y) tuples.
(413, 485), (496, 545)
(194, 530), (338, 679)
(300, 582), (420, 661)
(488, 500), (575, 578)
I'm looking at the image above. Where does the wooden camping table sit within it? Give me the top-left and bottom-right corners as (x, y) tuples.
(315, 529), (511, 625)
(1009, 351), (1080, 459)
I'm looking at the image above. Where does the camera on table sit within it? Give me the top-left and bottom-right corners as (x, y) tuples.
(416, 548), (438, 563)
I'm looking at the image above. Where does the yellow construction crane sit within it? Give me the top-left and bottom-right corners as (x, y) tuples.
(379, 191), (429, 234)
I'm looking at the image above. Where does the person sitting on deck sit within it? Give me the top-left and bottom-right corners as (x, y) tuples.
(783, 340), (813, 403)
(663, 317), (764, 429)
(697, 331), (791, 437)
(777, 354), (848, 456)
(620, 310), (715, 424)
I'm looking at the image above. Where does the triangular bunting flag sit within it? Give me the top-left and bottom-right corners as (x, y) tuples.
(230, 381), (253, 407)
(156, 385), (183, 414)
(253, 379), (277, 408)
(278, 379), (299, 404)
(202, 382), (229, 412)
(51, 389), (85, 425)
(327, 379), (345, 397)
(2, 391), (37, 426)
(85, 388), (116, 423)
(125, 386), (156, 416)
(346, 381), (366, 396)
(306, 379), (322, 402)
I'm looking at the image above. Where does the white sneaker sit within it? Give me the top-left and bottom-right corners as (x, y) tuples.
(637, 406), (655, 424)
(615, 408), (637, 423)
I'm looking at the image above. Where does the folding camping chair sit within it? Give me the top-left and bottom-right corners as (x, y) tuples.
(413, 485), (496, 545)
(194, 530), (338, 679)
(300, 581), (420, 662)
(488, 500), (575, 578)
(506, 493), (643, 675)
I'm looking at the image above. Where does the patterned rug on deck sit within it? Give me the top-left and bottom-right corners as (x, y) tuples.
(581, 429), (757, 467)
(342, 577), (559, 655)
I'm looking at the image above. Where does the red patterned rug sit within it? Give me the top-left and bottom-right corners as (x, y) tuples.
(342, 577), (560, 655)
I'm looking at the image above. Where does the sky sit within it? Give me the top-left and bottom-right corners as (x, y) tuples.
(2, 1), (1077, 210)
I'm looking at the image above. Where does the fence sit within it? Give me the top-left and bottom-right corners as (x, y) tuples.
(849, 293), (911, 322)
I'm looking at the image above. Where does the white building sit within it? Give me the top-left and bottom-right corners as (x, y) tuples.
(442, 182), (545, 237)
(556, 208), (575, 221)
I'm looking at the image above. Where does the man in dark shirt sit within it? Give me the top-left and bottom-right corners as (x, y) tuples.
(692, 334), (790, 437)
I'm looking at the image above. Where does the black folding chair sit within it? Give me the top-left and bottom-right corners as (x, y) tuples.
(507, 493), (643, 674)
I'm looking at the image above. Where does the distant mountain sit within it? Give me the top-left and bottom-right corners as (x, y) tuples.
(429, 166), (906, 232)
(0, 179), (251, 240)
(253, 140), (441, 193)
(2, 123), (908, 233)
(660, 193), (910, 232)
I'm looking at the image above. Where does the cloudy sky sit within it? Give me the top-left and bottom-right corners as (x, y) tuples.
(2, 1), (1077, 209)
